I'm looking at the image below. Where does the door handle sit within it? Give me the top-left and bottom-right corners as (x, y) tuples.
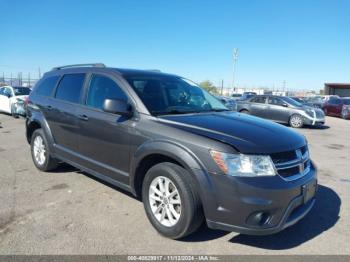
(77, 114), (89, 121)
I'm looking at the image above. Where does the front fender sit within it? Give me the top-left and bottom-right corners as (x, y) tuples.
(130, 139), (218, 217)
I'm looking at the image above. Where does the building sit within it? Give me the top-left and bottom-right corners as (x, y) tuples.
(324, 83), (350, 97)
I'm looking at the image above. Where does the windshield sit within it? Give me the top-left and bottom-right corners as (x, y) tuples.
(291, 97), (304, 103)
(282, 96), (303, 107)
(13, 87), (30, 96)
(342, 99), (350, 105)
(125, 75), (228, 115)
(307, 96), (323, 103)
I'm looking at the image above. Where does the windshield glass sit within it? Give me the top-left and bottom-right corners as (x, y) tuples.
(13, 87), (30, 96)
(282, 96), (303, 107)
(342, 99), (350, 105)
(291, 97), (304, 103)
(125, 75), (228, 115)
(307, 96), (323, 103)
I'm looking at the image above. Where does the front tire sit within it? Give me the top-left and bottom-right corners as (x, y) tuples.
(31, 129), (59, 171)
(11, 104), (19, 118)
(289, 114), (304, 128)
(341, 109), (349, 120)
(142, 162), (203, 239)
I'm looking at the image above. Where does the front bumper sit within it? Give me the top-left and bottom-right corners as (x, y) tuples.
(201, 163), (317, 235)
(301, 111), (325, 126)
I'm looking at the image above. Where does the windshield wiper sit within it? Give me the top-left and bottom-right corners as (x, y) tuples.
(153, 110), (198, 116)
(209, 108), (230, 112)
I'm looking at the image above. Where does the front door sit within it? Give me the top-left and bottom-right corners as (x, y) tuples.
(267, 97), (290, 122)
(76, 73), (132, 184)
(0, 87), (12, 113)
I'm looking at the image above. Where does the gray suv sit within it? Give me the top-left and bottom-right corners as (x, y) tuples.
(237, 95), (325, 128)
(26, 64), (317, 239)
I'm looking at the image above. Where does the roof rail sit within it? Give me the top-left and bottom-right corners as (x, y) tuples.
(52, 63), (106, 70)
(147, 69), (162, 72)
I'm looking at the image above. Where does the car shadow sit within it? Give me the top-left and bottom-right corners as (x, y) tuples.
(280, 123), (330, 130)
(229, 185), (340, 249)
(181, 223), (229, 242)
(49, 163), (138, 201)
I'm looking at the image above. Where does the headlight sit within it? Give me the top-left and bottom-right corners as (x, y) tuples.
(210, 150), (276, 177)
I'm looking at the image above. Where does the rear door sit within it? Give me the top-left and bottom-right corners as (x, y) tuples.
(249, 96), (267, 117)
(267, 97), (290, 122)
(46, 73), (86, 156)
(76, 73), (132, 183)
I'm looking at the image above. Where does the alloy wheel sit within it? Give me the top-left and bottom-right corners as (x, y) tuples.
(149, 176), (182, 227)
(33, 135), (46, 166)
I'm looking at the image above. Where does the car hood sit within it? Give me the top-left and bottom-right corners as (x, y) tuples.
(159, 112), (306, 154)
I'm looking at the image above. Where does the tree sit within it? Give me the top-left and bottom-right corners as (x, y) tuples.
(199, 80), (218, 94)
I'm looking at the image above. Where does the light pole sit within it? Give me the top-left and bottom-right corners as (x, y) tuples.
(232, 48), (239, 95)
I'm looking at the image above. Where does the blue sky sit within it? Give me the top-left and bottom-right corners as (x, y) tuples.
(1, 0), (349, 90)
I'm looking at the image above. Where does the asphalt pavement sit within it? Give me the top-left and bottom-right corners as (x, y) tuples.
(0, 114), (349, 254)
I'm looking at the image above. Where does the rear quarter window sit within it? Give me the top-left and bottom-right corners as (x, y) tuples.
(55, 74), (86, 103)
(34, 75), (60, 97)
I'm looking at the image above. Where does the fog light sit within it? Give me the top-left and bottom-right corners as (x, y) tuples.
(246, 212), (271, 226)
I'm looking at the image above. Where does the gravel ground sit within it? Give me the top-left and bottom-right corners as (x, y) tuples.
(0, 114), (349, 255)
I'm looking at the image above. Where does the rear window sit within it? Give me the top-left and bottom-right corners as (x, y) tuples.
(55, 74), (85, 103)
(342, 99), (350, 105)
(34, 76), (60, 97)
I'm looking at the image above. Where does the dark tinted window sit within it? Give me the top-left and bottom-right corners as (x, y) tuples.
(269, 97), (284, 106)
(86, 74), (127, 109)
(55, 74), (85, 103)
(35, 76), (60, 96)
(329, 98), (341, 105)
(13, 87), (31, 96)
(251, 96), (266, 103)
(342, 99), (350, 105)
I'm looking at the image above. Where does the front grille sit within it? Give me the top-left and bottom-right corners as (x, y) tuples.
(270, 146), (310, 180)
(270, 150), (296, 164)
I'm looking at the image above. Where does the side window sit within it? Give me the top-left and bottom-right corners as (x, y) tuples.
(86, 74), (127, 110)
(251, 97), (266, 103)
(269, 97), (284, 106)
(55, 74), (85, 103)
(34, 75), (60, 97)
(4, 87), (13, 97)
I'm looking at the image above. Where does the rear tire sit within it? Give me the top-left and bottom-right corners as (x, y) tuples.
(31, 129), (59, 171)
(142, 162), (203, 239)
(289, 114), (304, 128)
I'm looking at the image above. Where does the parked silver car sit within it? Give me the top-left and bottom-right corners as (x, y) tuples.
(237, 95), (325, 128)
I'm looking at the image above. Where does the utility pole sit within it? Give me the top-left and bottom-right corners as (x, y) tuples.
(232, 48), (239, 95)
(221, 79), (224, 95)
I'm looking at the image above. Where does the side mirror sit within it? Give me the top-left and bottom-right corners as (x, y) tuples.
(282, 103), (288, 107)
(103, 99), (133, 116)
(6, 93), (12, 98)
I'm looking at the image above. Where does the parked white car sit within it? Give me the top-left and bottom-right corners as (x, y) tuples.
(0, 86), (31, 118)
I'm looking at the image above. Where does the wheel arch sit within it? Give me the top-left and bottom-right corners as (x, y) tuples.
(26, 113), (55, 151)
(130, 140), (213, 208)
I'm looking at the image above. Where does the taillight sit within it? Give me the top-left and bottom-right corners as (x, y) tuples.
(24, 96), (29, 106)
